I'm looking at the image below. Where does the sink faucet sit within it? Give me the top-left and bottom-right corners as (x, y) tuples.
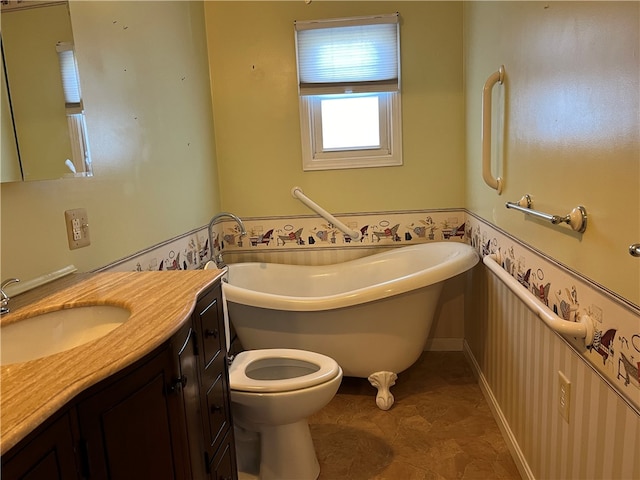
(208, 212), (247, 269)
(1, 278), (20, 315)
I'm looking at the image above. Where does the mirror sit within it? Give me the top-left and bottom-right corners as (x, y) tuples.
(1, 0), (92, 182)
(1, 52), (21, 182)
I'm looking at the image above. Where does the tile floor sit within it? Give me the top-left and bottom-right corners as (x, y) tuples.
(308, 351), (522, 480)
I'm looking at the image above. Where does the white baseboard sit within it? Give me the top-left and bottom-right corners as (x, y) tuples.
(462, 341), (534, 480)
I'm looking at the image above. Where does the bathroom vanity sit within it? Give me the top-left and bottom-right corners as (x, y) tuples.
(0, 271), (237, 480)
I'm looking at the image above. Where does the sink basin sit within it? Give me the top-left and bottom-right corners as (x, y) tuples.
(1, 305), (130, 365)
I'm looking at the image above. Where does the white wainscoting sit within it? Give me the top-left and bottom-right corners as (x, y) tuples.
(465, 262), (639, 480)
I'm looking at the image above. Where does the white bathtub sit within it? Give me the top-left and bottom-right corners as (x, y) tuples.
(222, 242), (479, 409)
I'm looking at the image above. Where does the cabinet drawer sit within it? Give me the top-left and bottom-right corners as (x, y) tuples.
(209, 429), (237, 480)
(196, 289), (223, 369)
(204, 367), (230, 454)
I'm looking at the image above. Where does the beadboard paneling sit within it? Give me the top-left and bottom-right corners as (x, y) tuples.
(465, 261), (640, 480)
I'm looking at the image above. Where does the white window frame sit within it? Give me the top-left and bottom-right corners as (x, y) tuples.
(299, 92), (402, 171)
(295, 13), (402, 171)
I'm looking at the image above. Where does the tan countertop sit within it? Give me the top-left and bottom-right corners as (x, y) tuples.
(0, 269), (224, 455)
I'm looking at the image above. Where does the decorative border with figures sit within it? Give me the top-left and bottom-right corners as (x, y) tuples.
(465, 213), (640, 413)
(100, 209), (470, 273)
(213, 209), (467, 251)
(99, 208), (639, 412)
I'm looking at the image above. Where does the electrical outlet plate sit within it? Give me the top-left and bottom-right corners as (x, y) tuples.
(558, 371), (571, 423)
(65, 208), (90, 250)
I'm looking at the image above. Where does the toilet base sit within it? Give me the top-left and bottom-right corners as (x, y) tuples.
(234, 425), (261, 476)
(258, 420), (319, 480)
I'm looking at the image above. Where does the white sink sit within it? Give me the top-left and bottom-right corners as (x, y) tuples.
(1, 305), (130, 365)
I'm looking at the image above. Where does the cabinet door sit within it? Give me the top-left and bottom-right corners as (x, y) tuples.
(1, 413), (78, 480)
(173, 322), (207, 479)
(76, 348), (189, 480)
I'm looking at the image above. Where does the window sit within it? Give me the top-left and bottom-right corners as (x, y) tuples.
(56, 42), (92, 176)
(295, 13), (402, 171)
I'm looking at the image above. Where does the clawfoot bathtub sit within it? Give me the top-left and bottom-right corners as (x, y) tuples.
(221, 242), (479, 409)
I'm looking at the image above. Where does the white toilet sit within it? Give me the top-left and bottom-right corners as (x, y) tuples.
(229, 348), (343, 480)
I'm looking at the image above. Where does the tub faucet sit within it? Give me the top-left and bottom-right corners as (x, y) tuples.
(1, 278), (20, 315)
(208, 212), (247, 269)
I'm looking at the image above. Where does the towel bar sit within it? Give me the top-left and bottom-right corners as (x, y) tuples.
(506, 194), (587, 233)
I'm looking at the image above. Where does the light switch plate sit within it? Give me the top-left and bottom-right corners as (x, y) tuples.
(65, 208), (90, 250)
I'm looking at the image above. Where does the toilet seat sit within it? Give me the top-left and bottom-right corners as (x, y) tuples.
(230, 348), (341, 393)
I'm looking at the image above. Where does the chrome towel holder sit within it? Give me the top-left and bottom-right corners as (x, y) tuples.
(505, 194), (588, 233)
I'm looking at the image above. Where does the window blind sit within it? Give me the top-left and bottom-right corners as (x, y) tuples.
(56, 42), (82, 108)
(295, 13), (400, 95)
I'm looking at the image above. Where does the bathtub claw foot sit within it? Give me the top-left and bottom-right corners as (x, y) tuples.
(368, 371), (398, 410)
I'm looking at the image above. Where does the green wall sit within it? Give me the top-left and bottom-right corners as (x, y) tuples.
(464, 1), (639, 304)
(1, 1), (637, 306)
(1, 1), (220, 282)
(204, 1), (465, 216)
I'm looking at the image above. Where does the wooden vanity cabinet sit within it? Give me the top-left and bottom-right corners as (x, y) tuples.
(1, 280), (237, 480)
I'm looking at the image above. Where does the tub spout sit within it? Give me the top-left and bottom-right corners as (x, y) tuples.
(208, 212), (247, 268)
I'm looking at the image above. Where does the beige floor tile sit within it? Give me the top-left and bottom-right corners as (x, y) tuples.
(310, 351), (521, 480)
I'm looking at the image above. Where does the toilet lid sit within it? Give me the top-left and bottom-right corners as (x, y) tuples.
(230, 348), (341, 393)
